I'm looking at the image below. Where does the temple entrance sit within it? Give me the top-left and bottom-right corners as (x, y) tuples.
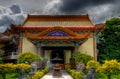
(43, 46), (73, 65)
(50, 49), (65, 64)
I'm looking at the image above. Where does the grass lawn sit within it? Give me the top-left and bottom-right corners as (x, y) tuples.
(97, 73), (120, 79)
(0, 73), (18, 79)
(0, 73), (29, 79)
(1, 72), (120, 79)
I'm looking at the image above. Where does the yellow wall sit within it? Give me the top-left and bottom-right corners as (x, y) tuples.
(64, 50), (71, 63)
(78, 37), (94, 57)
(22, 37), (37, 53)
(44, 50), (52, 61)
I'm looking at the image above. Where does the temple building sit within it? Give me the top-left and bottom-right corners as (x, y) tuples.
(0, 30), (18, 63)
(11, 14), (104, 64)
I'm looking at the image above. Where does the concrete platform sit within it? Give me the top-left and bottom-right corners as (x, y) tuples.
(41, 70), (73, 79)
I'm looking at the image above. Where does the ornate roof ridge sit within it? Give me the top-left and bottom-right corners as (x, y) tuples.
(27, 14), (89, 18)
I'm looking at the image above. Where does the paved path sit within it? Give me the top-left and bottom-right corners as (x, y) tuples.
(41, 70), (73, 79)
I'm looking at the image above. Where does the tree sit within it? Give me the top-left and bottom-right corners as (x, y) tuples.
(0, 50), (4, 64)
(0, 50), (4, 56)
(18, 52), (41, 64)
(73, 51), (93, 64)
(98, 18), (120, 62)
(99, 60), (120, 79)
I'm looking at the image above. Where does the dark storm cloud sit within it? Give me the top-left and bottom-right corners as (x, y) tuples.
(59, 0), (116, 13)
(10, 5), (21, 14)
(86, 1), (120, 24)
(0, 0), (119, 25)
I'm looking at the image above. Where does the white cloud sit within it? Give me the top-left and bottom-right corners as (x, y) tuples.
(0, 4), (26, 33)
(42, 0), (63, 15)
(0, 6), (12, 14)
(0, 26), (8, 33)
(87, 4), (113, 23)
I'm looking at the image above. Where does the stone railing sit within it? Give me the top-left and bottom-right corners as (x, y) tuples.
(1, 52), (17, 60)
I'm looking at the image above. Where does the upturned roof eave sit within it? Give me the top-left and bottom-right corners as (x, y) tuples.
(25, 32), (90, 41)
(11, 25), (105, 31)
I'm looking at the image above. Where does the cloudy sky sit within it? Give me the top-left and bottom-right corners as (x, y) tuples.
(0, 0), (120, 33)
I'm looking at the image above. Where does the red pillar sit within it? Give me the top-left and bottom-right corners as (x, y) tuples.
(93, 33), (97, 61)
(18, 31), (23, 54)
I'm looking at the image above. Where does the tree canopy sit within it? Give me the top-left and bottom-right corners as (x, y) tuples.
(73, 51), (93, 64)
(0, 50), (4, 56)
(0, 50), (4, 64)
(98, 18), (120, 62)
(18, 52), (41, 64)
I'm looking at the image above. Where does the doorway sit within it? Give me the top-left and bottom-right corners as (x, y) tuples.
(50, 49), (65, 64)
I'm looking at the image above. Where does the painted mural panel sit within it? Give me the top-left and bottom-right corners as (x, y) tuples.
(47, 31), (68, 36)
(41, 42), (74, 47)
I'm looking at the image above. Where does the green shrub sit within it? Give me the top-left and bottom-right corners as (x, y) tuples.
(74, 72), (83, 79)
(0, 50), (4, 56)
(70, 70), (75, 78)
(32, 66), (49, 79)
(32, 71), (44, 79)
(0, 63), (31, 73)
(66, 68), (83, 79)
(41, 66), (49, 74)
(70, 58), (76, 69)
(96, 73), (106, 78)
(0, 63), (31, 79)
(0, 58), (3, 64)
(99, 60), (120, 79)
(66, 68), (71, 73)
(86, 60), (100, 72)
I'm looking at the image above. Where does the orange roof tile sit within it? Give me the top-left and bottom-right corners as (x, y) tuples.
(0, 34), (3, 38)
(21, 14), (95, 27)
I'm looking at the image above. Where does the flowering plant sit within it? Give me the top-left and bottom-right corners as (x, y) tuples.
(99, 60), (120, 79)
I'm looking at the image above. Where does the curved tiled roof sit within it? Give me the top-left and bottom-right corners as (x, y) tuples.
(11, 15), (105, 32)
(21, 14), (95, 27)
(0, 34), (3, 38)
